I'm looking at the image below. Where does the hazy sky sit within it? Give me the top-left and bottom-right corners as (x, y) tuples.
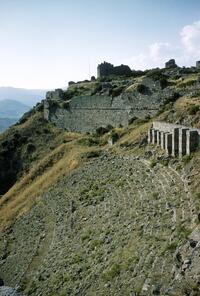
(1, 0), (200, 89)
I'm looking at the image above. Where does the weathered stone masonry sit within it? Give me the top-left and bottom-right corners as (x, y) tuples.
(44, 76), (176, 133)
(148, 122), (200, 157)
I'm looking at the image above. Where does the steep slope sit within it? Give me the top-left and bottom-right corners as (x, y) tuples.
(0, 152), (198, 296)
(0, 69), (200, 296)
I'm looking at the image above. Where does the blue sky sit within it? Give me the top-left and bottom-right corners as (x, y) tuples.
(0, 0), (200, 89)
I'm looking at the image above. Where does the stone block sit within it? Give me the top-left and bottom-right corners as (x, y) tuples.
(179, 128), (189, 158)
(160, 131), (165, 149)
(186, 130), (199, 155)
(46, 89), (64, 100)
(148, 128), (153, 144)
(152, 129), (158, 145)
(172, 128), (179, 157)
(156, 131), (161, 146)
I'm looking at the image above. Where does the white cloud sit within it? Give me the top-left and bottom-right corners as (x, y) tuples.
(180, 20), (200, 56)
(121, 20), (200, 70)
(149, 42), (171, 62)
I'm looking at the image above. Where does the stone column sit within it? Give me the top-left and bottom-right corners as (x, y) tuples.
(179, 128), (189, 158)
(165, 133), (172, 155)
(148, 128), (153, 144)
(186, 130), (199, 155)
(160, 131), (165, 149)
(172, 128), (179, 157)
(156, 131), (161, 146)
(152, 129), (157, 145)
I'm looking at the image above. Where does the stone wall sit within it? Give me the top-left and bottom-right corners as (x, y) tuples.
(44, 76), (177, 133)
(148, 121), (200, 157)
(97, 61), (132, 78)
(44, 90), (168, 132)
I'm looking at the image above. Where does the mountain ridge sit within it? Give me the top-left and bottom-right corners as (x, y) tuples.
(0, 87), (47, 107)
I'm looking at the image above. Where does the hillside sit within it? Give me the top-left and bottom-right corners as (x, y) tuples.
(0, 68), (200, 296)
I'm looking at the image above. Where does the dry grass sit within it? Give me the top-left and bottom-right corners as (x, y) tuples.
(124, 77), (144, 92)
(0, 138), (100, 230)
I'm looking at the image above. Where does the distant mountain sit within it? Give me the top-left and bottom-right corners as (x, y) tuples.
(0, 87), (47, 107)
(0, 99), (30, 118)
(0, 118), (18, 133)
(0, 99), (31, 133)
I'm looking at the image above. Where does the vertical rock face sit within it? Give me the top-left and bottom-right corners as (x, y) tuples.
(148, 122), (200, 157)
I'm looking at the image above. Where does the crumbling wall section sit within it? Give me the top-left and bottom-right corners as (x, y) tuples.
(44, 92), (168, 132)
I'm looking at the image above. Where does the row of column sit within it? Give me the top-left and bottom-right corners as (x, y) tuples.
(148, 127), (199, 157)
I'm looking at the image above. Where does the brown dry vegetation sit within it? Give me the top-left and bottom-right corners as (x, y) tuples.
(0, 138), (103, 230)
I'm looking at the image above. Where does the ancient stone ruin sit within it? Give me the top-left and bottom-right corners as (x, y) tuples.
(97, 61), (132, 78)
(196, 61), (200, 69)
(148, 122), (200, 157)
(165, 59), (177, 69)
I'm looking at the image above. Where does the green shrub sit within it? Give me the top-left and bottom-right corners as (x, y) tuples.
(182, 155), (192, 164)
(152, 192), (159, 199)
(128, 117), (137, 125)
(164, 92), (180, 104)
(178, 79), (196, 88)
(110, 86), (124, 97)
(102, 263), (121, 281)
(50, 100), (60, 108)
(62, 101), (70, 109)
(26, 143), (36, 154)
(150, 159), (157, 168)
(136, 84), (150, 94)
(78, 137), (99, 146)
(110, 131), (120, 142)
(95, 125), (112, 136)
(81, 150), (101, 159)
(164, 241), (178, 252)
(188, 104), (200, 115)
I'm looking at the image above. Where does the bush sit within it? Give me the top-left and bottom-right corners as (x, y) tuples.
(81, 150), (101, 159)
(78, 137), (99, 146)
(150, 159), (157, 168)
(164, 92), (180, 104)
(50, 100), (60, 108)
(179, 79), (196, 88)
(102, 263), (121, 281)
(95, 125), (113, 136)
(110, 86), (124, 97)
(136, 84), (150, 95)
(146, 68), (164, 80)
(62, 101), (70, 110)
(110, 131), (120, 143)
(128, 117), (137, 125)
(182, 155), (192, 164)
(188, 104), (200, 115)
(26, 143), (36, 154)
